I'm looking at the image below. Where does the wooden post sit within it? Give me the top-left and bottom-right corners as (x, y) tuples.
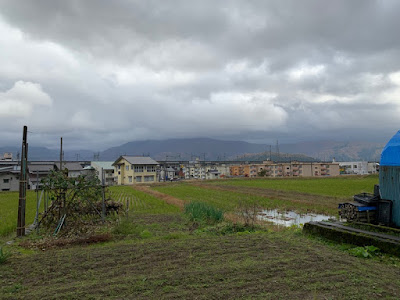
(17, 126), (28, 237)
(101, 168), (106, 223)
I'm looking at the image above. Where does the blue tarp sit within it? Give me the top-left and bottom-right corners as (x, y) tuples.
(381, 130), (400, 166)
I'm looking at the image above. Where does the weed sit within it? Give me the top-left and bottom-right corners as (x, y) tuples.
(184, 201), (224, 224)
(112, 218), (144, 236)
(195, 222), (262, 236)
(0, 246), (10, 264)
(349, 245), (380, 259)
(140, 230), (152, 239)
(237, 200), (259, 227)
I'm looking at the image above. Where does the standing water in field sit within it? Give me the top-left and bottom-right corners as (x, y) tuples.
(258, 209), (335, 227)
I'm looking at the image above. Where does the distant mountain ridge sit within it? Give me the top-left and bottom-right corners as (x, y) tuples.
(0, 138), (383, 162)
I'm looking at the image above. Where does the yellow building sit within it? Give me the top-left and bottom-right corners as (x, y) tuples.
(112, 156), (159, 185)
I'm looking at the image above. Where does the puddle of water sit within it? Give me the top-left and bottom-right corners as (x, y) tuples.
(258, 209), (335, 227)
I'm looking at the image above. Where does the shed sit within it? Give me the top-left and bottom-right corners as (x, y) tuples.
(380, 130), (400, 227)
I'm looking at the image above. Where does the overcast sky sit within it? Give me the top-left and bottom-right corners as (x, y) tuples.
(0, 0), (399, 150)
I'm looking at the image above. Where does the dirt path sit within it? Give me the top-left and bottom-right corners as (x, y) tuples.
(133, 185), (185, 210)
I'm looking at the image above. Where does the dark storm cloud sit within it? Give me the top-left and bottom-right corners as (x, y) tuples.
(0, 0), (399, 149)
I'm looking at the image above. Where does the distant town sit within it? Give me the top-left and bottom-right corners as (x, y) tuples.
(0, 152), (379, 191)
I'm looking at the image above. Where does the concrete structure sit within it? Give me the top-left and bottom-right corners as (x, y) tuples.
(91, 161), (116, 185)
(113, 156), (159, 185)
(231, 161), (340, 178)
(0, 166), (20, 191)
(339, 161), (369, 175)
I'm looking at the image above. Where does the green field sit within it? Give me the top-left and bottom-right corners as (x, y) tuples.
(208, 175), (379, 197)
(109, 186), (180, 214)
(154, 184), (342, 215)
(0, 191), (41, 237)
(153, 176), (379, 216)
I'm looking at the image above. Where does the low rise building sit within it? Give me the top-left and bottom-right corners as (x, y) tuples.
(91, 161), (116, 185)
(234, 161), (340, 178)
(113, 156), (159, 185)
(339, 161), (369, 175)
(0, 166), (20, 191)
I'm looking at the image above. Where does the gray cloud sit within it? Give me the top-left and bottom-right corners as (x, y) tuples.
(0, 0), (399, 150)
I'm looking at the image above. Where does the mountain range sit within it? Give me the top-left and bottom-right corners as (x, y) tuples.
(0, 138), (384, 162)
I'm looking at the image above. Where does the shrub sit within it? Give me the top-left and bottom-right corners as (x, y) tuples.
(184, 202), (224, 224)
(0, 247), (10, 264)
(349, 245), (380, 258)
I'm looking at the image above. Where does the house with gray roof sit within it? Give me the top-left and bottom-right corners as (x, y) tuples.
(112, 156), (159, 185)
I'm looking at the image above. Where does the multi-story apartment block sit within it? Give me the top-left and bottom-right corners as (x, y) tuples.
(113, 156), (159, 185)
(234, 161), (340, 178)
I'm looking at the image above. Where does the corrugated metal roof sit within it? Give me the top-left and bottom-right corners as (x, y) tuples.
(91, 161), (115, 170)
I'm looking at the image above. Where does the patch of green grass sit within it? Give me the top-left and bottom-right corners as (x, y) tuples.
(0, 191), (42, 237)
(109, 186), (180, 214)
(211, 175), (379, 197)
(184, 201), (224, 224)
(154, 184), (338, 215)
(0, 247), (11, 264)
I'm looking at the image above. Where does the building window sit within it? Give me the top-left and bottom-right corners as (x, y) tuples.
(146, 166), (156, 172)
(126, 165), (129, 171)
(144, 175), (154, 182)
(118, 171), (121, 175)
(136, 176), (142, 182)
(128, 176), (132, 183)
(134, 166), (144, 172)
(354, 165), (357, 168)
(118, 165), (121, 170)
(3, 179), (9, 183)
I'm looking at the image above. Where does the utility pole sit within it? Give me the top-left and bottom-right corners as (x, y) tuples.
(276, 140), (280, 162)
(60, 137), (63, 171)
(269, 145), (272, 161)
(17, 126), (28, 237)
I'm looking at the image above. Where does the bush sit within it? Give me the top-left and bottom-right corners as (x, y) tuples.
(349, 245), (380, 258)
(184, 202), (224, 224)
(0, 247), (10, 264)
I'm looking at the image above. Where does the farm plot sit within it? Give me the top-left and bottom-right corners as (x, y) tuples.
(2, 229), (400, 299)
(0, 191), (41, 237)
(108, 186), (180, 214)
(208, 175), (379, 198)
(153, 184), (340, 215)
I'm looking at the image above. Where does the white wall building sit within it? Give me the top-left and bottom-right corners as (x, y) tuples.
(339, 161), (369, 175)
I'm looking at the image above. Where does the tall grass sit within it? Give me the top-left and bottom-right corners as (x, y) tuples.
(184, 202), (224, 223)
(0, 191), (41, 237)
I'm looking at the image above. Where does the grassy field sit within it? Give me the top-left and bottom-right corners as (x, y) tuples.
(0, 191), (41, 237)
(209, 175), (379, 198)
(2, 182), (400, 299)
(109, 186), (180, 214)
(153, 176), (379, 216)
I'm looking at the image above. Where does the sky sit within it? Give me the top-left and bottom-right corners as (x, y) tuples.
(0, 0), (399, 150)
